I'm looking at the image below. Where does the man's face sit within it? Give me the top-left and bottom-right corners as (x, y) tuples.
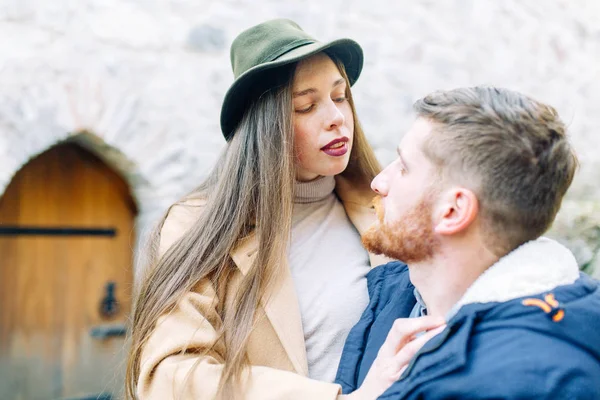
(362, 118), (441, 263)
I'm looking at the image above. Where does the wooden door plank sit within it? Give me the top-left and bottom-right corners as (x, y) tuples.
(0, 143), (136, 399)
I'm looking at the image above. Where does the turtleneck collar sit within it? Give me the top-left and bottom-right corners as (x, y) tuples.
(294, 175), (336, 204)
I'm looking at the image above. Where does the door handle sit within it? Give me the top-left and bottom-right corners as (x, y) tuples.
(63, 394), (112, 400)
(99, 281), (119, 319)
(89, 324), (127, 339)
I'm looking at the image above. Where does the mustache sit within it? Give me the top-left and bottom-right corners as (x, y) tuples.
(372, 195), (384, 223)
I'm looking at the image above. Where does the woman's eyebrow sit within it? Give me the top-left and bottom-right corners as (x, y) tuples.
(293, 88), (317, 98)
(293, 78), (346, 98)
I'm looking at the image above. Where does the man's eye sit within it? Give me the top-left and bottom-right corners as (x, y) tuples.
(397, 160), (407, 174)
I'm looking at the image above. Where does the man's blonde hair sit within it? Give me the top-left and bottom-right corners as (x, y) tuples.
(414, 87), (578, 256)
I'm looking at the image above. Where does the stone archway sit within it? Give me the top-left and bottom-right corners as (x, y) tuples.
(0, 74), (206, 398)
(0, 75), (198, 274)
(0, 75), (202, 398)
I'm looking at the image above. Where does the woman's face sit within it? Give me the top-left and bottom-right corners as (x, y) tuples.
(292, 53), (354, 182)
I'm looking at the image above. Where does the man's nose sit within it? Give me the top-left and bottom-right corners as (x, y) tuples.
(371, 171), (389, 195)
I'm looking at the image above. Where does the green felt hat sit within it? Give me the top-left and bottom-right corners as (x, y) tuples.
(220, 18), (364, 140)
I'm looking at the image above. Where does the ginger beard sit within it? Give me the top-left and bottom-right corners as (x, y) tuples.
(362, 194), (441, 264)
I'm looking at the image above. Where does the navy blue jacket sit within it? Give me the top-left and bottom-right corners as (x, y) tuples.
(335, 261), (600, 399)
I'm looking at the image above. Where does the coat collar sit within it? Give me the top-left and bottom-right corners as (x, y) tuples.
(231, 174), (386, 275)
(447, 237), (580, 319)
(334, 173), (378, 208)
(394, 238), (581, 395)
(229, 175), (386, 375)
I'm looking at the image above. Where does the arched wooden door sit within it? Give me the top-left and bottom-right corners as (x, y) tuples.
(0, 143), (136, 400)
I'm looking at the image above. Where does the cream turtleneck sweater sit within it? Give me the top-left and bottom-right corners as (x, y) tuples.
(289, 175), (371, 382)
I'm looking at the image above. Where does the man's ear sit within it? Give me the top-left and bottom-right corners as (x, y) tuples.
(434, 188), (479, 235)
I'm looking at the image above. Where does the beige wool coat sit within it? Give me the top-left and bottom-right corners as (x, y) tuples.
(137, 175), (388, 399)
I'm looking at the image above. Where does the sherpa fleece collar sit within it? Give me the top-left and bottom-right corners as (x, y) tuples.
(448, 237), (580, 319)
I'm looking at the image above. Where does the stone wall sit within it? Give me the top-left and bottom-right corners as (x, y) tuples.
(1, 0), (598, 276)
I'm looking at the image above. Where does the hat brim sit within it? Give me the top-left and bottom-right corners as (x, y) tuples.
(220, 38), (363, 140)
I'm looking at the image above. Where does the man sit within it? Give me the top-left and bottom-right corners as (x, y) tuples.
(335, 87), (600, 399)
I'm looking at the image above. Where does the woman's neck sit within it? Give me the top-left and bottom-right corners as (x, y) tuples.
(294, 175), (335, 204)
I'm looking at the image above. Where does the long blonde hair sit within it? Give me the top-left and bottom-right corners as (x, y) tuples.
(125, 55), (381, 399)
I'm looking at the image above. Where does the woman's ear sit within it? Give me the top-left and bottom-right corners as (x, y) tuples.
(434, 188), (479, 235)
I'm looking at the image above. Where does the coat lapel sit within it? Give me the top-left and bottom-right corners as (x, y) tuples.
(227, 176), (389, 377)
(230, 232), (309, 376)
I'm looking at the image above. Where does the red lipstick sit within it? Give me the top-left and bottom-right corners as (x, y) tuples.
(321, 137), (349, 157)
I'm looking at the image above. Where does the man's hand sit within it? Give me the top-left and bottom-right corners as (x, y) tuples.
(340, 316), (446, 400)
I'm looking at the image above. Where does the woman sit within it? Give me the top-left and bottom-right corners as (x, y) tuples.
(126, 19), (442, 400)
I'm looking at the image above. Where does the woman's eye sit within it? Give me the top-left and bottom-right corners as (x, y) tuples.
(334, 96), (347, 103)
(295, 104), (315, 113)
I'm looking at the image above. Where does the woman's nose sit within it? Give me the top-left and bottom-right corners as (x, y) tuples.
(327, 102), (345, 130)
